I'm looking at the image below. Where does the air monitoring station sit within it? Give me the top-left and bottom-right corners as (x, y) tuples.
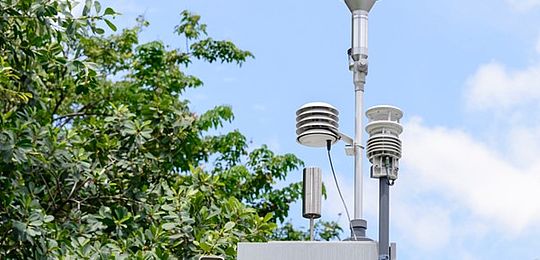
(238, 0), (404, 259)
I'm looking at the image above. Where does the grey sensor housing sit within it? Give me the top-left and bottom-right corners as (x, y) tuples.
(302, 167), (322, 219)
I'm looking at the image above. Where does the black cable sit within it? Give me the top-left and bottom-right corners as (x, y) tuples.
(326, 140), (356, 240)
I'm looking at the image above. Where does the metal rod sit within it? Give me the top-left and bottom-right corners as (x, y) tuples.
(379, 177), (390, 260)
(351, 9), (369, 222)
(348, 5), (371, 240)
(353, 73), (365, 220)
(310, 218), (315, 241)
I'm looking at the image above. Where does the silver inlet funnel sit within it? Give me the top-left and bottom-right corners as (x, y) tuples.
(344, 0), (377, 12)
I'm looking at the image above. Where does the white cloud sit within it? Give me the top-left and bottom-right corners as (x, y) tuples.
(400, 118), (540, 235)
(506, 0), (540, 11)
(393, 199), (452, 251)
(465, 61), (540, 111)
(388, 36), (540, 256)
(507, 125), (540, 166)
(320, 119), (540, 253)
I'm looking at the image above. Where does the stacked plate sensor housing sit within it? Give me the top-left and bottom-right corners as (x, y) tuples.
(365, 105), (403, 180)
(296, 102), (340, 148)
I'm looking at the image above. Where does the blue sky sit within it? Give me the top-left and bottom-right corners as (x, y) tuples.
(99, 0), (540, 259)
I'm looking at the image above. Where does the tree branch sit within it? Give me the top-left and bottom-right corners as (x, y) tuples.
(51, 87), (66, 119)
(54, 103), (105, 128)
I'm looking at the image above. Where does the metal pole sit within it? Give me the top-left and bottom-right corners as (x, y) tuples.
(351, 9), (369, 221)
(353, 72), (365, 220)
(310, 218), (315, 241)
(349, 9), (370, 239)
(378, 177), (390, 260)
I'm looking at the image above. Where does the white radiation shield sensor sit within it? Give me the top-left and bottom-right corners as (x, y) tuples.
(365, 105), (403, 180)
(296, 102), (340, 148)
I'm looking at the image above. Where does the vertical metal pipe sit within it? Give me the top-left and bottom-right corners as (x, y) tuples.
(353, 77), (365, 220)
(379, 177), (390, 259)
(309, 218), (315, 241)
(348, 6), (370, 240)
(351, 9), (369, 222)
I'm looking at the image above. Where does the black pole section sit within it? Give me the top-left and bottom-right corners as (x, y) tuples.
(379, 177), (390, 260)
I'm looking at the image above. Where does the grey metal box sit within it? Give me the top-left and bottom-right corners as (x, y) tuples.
(238, 241), (378, 260)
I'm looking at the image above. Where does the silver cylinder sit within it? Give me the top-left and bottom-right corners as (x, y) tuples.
(302, 167), (322, 219)
(351, 9), (369, 61)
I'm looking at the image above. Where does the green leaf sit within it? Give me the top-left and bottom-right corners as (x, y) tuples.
(104, 7), (115, 15)
(263, 213), (273, 222)
(117, 214), (132, 224)
(224, 222), (235, 231)
(169, 233), (183, 240)
(94, 1), (101, 13)
(83, 0), (92, 16)
(95, 28), (105, 34)
(162, 223), (176, 231)
(161, 204), (175, 211)
(30, 219), (44, 227)
(199, 241), (212, 252)
(13, 221), (26, 232)
(26, 227), (41, 237)
(104, 19), (117, 31)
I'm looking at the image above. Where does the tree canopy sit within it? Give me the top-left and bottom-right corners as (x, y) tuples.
(0, 1), (341, 259)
